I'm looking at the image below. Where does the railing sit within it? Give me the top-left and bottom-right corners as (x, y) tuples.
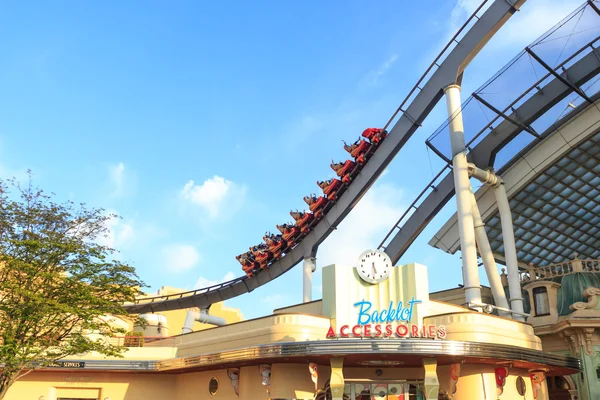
(108, 335), (176, 348)
(519, 255), (600, 282)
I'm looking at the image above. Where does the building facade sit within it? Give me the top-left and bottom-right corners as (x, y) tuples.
(9, 259), (578, 400)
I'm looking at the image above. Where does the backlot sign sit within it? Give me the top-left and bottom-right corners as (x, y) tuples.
(326, 297), (446, 339)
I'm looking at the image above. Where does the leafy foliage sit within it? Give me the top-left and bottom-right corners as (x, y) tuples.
(0, 173), (144, 398)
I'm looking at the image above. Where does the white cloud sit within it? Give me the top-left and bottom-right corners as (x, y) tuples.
(318, 182), (405, 268)
(448, 0), (584, 50)
(194, 271), (236, 289)
(98, 211), (135, 249)
(285, 115), (325, 149)
(498, 0), (590, 49)
(109, 162), (126, 197)
(181, 176), (246, 220)
(161, 244), (200, 273)
(361, 54), (399, 87)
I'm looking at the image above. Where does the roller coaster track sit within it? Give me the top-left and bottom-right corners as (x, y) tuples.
(379, 9), (600, 264)
(124, 0), (526, 314)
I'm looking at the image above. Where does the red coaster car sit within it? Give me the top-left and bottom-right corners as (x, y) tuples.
(290, 210), (314, 227)
(344, 138), (371, 162)
(276, 223), (300, 242)
(317, 178), (345, 200)
(249, 244), (272, 268)
(236, 252), (260, 277)
(362, 128), (388, 144)
(330, 159), (356, 178)
(331, 159), (360, 184)
(303, 194), (330, 213)
(263, 232), (287, 258)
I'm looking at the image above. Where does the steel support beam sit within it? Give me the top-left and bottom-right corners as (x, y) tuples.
(525, 47), (593, 104)
(383, 48), (600, 265)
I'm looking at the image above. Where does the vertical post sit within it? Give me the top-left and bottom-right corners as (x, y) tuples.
(422, 358), (439, 400)
(470, 191), (510, 316)
(303, 257), (316, 303)
(330, 357), (345, 400)
(444, 84), (482, 309)
(494, 182), (525, 320)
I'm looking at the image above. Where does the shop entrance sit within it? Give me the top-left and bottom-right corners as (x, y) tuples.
(344, 381), (425, 400)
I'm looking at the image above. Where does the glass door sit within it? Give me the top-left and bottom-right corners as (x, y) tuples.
(344, 381), (425, 400)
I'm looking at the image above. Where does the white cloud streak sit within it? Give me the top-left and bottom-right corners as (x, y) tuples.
(161, 244), (200, 273)
(361, 54), (399, 87)
(109, 162), (126, 198)
(318, 182), (405, 268)
(195, 271), (236, 289)
(181, 175), (247, 220)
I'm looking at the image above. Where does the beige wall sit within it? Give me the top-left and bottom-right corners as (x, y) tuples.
(9, 363), (548, 400)
(6, 372), (176, 400)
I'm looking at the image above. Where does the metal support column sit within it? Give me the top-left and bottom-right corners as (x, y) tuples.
(494, 182), (525, 320)
(303, 257), (316, 303)
(444, 84), (483, 309)
(470, 190), (511, 316)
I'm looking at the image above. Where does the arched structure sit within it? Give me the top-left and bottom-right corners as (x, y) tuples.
(125, 0), (527, 314)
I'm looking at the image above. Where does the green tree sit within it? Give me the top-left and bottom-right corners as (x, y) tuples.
(0, 174), (144, 398)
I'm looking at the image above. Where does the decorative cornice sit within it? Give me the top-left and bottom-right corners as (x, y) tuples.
(559, 328), (596, 356)
(154, 339), (581, 372)
(570, 287), (600, 311)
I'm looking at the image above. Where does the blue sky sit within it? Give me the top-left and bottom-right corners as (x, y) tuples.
(0, 0), (584, 320)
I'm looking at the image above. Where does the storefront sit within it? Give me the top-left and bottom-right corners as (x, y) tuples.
(7, 254), (580, 400)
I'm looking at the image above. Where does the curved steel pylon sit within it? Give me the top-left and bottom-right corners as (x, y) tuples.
(378, 3), (600, 265)
(124, 0), (526, 314)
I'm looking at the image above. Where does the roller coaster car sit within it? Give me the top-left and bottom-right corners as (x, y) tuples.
(290, 210), (314, 227)
(236, 252), (260, 277)
(330, 159), (357, 178)
(303, 194), (331, 213)
(276, 223), (300, 242)
(317, 178), (345, 200)
(362, 127), (388, 144)
(249, 244), (273, 267)
(263, 232), (288, 255)
(331, 159), (360, 184)
(344, 138), (371, 161)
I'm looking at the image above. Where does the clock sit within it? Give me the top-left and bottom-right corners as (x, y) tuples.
(356, 249), (392, 284)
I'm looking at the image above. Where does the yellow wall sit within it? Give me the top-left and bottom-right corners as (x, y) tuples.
(175, 369), (239, 400)
(9, 363), (548, 400)
(6, 372), (176, 400)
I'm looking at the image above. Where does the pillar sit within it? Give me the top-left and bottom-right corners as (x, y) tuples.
(303, 257), (316, 303)
(494, 181), (525, 320)
(444, 84), (482, 308)
(330, 357), (345, 400)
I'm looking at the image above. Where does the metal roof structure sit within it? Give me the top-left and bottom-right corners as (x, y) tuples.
(429, 101), (600, 267)
(485, 131), (600, 266)
(378, 0), (600, 268)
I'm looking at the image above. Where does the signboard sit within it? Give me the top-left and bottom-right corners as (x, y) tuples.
(326, 297), (446, 339)
(47, 361), (85, 369)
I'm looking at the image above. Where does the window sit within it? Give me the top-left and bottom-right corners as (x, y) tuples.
(533, 287), (550, 316)
(208, 377), (219, 395)
(516, 376), (527, 396)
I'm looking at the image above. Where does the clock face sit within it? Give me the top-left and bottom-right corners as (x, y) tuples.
(356, 249), (392, 284)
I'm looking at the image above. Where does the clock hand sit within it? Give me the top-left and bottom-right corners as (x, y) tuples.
(372, 261), (377, 275)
